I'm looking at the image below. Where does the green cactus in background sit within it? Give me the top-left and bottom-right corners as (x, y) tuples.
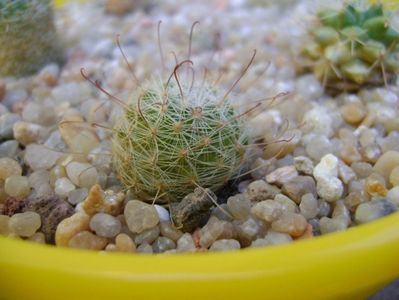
(0, 0), (62, 77)
(301, 3), (399, 93)
(112, 76), (248, 203)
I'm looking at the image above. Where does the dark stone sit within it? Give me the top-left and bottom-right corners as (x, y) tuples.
(22, 194), (74, 244)
(3, 196), (26, 216)
(170, 188), (215, 233)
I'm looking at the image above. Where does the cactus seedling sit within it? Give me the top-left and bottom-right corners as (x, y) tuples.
(0, 0), (62, 77)
(301, 3), (399, 93)
(111, 69), (249, 203)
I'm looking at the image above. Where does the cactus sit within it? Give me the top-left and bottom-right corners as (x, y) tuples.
(0, 0), (62, 77)
(111, 74), (249, 203)
(301, 3), (399, 93)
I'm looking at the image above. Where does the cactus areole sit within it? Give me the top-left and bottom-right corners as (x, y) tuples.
(302, 3), (399, 92)
(112, 74), (249, 203)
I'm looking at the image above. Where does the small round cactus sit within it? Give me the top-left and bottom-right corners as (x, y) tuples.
(301, 3), (399, 93)
(0, 0), (62, 77)
(112, 74), (248, 203)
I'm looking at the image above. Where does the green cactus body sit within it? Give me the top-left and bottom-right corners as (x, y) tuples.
(112, 77), (248, 203)
(302, 3), (399, 92)
(0, 0), (62, 77)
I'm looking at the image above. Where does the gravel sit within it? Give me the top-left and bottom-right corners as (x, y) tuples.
(0, 0), (398, 255)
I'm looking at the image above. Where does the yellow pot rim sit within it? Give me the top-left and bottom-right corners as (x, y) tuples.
(1, 211), (399, 300)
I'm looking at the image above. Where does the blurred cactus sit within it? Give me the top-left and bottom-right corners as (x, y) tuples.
(0, 0), (62, 77)
(301, 3), (399, 93)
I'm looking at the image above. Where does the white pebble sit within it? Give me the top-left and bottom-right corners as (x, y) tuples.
(66, 162), (99, 188)
(302, 106), (333, 137)
(316, 176), (343, 203)
(263, 230), (293, 245)
(154, 205), (170, 222)
(55, 177), (76, 197)
(176, 233), (196, 252)
(68, 188), (88, 205)
(24, 144), (63, 171)
(209, 239), (240, 251)
(313, 154), (339, 179)
(251, 200), (283, 223)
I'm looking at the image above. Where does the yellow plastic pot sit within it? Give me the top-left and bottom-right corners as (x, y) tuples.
(1, 1), (398, 299)
(1, 211), (399, 300)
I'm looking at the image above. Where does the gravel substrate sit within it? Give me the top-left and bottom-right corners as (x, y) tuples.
(0, 0), (398, 254)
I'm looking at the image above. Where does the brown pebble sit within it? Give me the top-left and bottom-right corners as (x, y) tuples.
(105, 0), (137, 15)
(3, 197), (26, 216)
(23, 195), (74, 244)
(170, 188), (215, 233)
(0, 80), (5, 101)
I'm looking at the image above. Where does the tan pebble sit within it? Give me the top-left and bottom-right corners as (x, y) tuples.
(374, 151), (399, 182)
(340, 145), (362, 164)
(360, 111), (376, 128)
(124, 200), (159, 234)
(340, 102), (367, 124)
(28, 232), (46, 244)
(0, 158), (22, 180)
(105, 0), (136, 15)
(4, 175), (31, 198)
(82, 184), (124, 216)
(271, 213), (307, 238)
(0, 215), (10, 235)
(9, 212), (41, 237)
(389, 166), (399, 187)
(365, 173), (388, 197)
(344, 192), (369, 213)
(115, 233), (136, 252)
(295, 223), (313, 240)
(68, 231), (107, 250)
(55, 212), (90, 247)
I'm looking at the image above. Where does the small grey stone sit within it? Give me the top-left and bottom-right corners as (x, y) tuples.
(245, 180), (281, 202)
(355, 199), (397, 224)
(0, 140), (18, 158)
(282, 176), (317, 204)
(0, 113), (21, 140)
(265, 165), (298, 186)
(294, 156), (314, 175)
(152, 236), (176, 253)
